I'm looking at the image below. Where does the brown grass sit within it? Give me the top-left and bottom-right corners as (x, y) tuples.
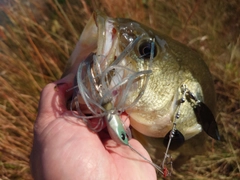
(0, 0), (239, 179)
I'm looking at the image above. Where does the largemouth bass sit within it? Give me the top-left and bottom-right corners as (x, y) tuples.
(63, 11), (220, 173)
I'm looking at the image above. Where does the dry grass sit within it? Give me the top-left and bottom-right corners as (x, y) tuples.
(0, 0), (239, 179)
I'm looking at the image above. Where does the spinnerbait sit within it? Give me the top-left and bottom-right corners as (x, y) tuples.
(69, 37), (166, 175)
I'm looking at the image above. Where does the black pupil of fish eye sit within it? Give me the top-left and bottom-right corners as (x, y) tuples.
(139, 41), (156, 58)
(121, 133), (125, 140)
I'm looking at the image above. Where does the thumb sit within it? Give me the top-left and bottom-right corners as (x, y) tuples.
(36, 73), (75, 128)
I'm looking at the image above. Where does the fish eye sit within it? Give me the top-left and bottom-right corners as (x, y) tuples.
(138, 41), (157, 59)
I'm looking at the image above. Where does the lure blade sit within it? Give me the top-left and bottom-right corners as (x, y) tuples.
(163, 129), (185, 150)
(193, 102), (220, 141)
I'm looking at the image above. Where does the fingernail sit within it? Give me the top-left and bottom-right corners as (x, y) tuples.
(54, 83), (66, 92)
(54, 73), (75, 92)
(56, 82), (66, 86)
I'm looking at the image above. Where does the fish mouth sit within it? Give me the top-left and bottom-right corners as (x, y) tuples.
(93, 12), (119, 66)
(62, 11), (118, 77)
(89, 12), (152, 106)
(64, 12), (120, 116)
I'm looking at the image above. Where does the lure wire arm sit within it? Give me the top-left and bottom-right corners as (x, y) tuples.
(128, 145), (164, 175)
(161, 85), (188, 177)
(161, 84), (209, 177)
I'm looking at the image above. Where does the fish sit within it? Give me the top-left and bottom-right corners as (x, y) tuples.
(63, 11), (220, 175)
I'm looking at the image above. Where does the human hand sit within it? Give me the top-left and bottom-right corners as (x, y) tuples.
(30, 74), (157, 180)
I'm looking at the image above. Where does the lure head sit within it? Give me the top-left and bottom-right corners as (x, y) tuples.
(104, 109), (129, 146)
(64, 12), (219, 151)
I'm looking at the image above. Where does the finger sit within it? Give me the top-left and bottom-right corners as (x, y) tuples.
(103, 133), (157, 178)
(37, 73), (75, 123)
(127, 139), (158, 178)
(120, 112), (130, 127)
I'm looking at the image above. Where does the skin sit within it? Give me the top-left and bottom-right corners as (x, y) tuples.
(30, 73), (157, 180)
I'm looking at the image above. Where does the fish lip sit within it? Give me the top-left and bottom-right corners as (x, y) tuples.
(94, 12), (119, 66)
(93, 11), (108, 55)
(62, 11), (118, 77)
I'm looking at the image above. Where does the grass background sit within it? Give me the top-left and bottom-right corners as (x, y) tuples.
(0, 0), (239, 179)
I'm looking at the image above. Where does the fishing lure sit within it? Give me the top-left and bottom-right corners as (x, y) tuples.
(71, 35), (153, 130)
(162, 85), (220, 176)
(183, 85), (220, 141)
(68, 37), (167, 175)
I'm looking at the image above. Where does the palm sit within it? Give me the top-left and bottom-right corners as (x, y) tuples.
(30, 81), (157, 180)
